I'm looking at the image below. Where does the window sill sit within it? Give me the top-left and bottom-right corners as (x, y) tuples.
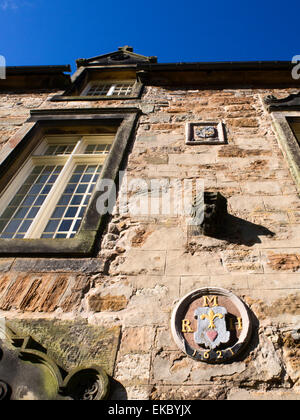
(0, 231), (97, 257)
(50, 95), (141, 101)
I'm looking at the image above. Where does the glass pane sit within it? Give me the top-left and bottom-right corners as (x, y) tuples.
(44, 144), (76, 156)
(71, 195), (83, 205)
(76, 184), (88, 194)
(69, 174), (81, 183)
(84, 143), (111, 155)
(82, 174), (92, 183)
(86, 84), (111, 96)
(65, 207), (78, 218)
(27, 207), (40, 218)
(52, 207), (66, 218)
(14, 207), (29, 219)
(4, 219), (22, 233)
(44, 220), (60, 233)
(29, 184), (43, 195)
(18, 220), (33, 233)
(34, 195), (47, 206)
(58, 195), (72, 205)
(58, 220), (72, 232)
(85, 144), (96, 154)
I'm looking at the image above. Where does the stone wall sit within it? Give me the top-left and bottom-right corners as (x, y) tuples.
(0, 84), (299, 400)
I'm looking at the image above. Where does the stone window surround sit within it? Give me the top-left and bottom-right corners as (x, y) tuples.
(271, 111), (300, 194)
(0, 107), (141, 257)
(50, 67), (143, 102)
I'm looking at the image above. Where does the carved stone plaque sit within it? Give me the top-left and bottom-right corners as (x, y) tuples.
(185, 122), (226, 145)
(171, 287), (252, 363)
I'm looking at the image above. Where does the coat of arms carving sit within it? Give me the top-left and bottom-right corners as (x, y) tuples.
(185, 122), (227, 145)
(194, 306), (230, 349)
(171, 287), (252, 363)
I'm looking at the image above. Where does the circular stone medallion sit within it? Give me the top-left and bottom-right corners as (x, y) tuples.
(171, 287), (252, 363)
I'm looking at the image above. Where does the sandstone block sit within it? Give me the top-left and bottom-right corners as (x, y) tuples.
(165, 250), (224, 276)
(119, 326), (155, 354)
(110, 250), (166, 276)
(115, 353), (151, 385)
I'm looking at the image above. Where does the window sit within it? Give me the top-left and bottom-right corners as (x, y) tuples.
(81, 81), (135, 97)
(0, 107), (141, 255)
(0, 135), (113, 240)
(50, 69), (143, 101)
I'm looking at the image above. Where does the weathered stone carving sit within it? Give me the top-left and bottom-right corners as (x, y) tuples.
(264, 91), (300, 111)
(195, 126), (217, 139)
(186, 122), (227, 145)
(0, 380), (9, 400)
(0, 324), (110, 400)
(188, 191), (227, 236)
(61, 366), (109, 401)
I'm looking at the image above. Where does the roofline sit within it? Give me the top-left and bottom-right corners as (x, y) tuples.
(5, 65), (71, 74)
(137, 60), (294, 71)
(3, 61), (294, 74)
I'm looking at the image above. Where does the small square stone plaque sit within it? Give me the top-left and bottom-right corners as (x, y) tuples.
(186, 122), (227, 145)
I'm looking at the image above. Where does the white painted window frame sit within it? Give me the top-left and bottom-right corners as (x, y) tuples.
(81, 79), (135, 97)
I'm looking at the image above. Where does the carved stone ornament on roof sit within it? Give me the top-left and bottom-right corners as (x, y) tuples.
(109, 52), (130, 61)
(264, 91), (300, 111)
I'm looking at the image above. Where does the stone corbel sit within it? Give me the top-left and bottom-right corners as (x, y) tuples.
(188, 191), (228, 236)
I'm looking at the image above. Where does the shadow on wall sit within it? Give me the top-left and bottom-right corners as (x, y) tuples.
(109, 378), (128, 400)
(217, 214), (275, 246)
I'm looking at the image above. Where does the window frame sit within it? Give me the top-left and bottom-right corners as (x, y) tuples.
(51, 67), (143, 101)
(271, 111), (300, 193)
(0, 107), (141, 256)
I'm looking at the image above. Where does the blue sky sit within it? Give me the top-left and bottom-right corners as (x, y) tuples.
(0, 0), (299, 71)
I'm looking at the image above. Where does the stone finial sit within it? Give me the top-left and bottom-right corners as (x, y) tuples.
(118, 46), (134, 52)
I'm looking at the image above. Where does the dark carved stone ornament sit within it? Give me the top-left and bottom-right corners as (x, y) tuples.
(75, 46), (157, 68)
(264, 91), (300, 111)
(188, 191), (228, 237)
(109, 52), (130, 62)
(0, 380), (10, 400)
(0, 325), (110, 400)
(61, 366), (109, 401)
